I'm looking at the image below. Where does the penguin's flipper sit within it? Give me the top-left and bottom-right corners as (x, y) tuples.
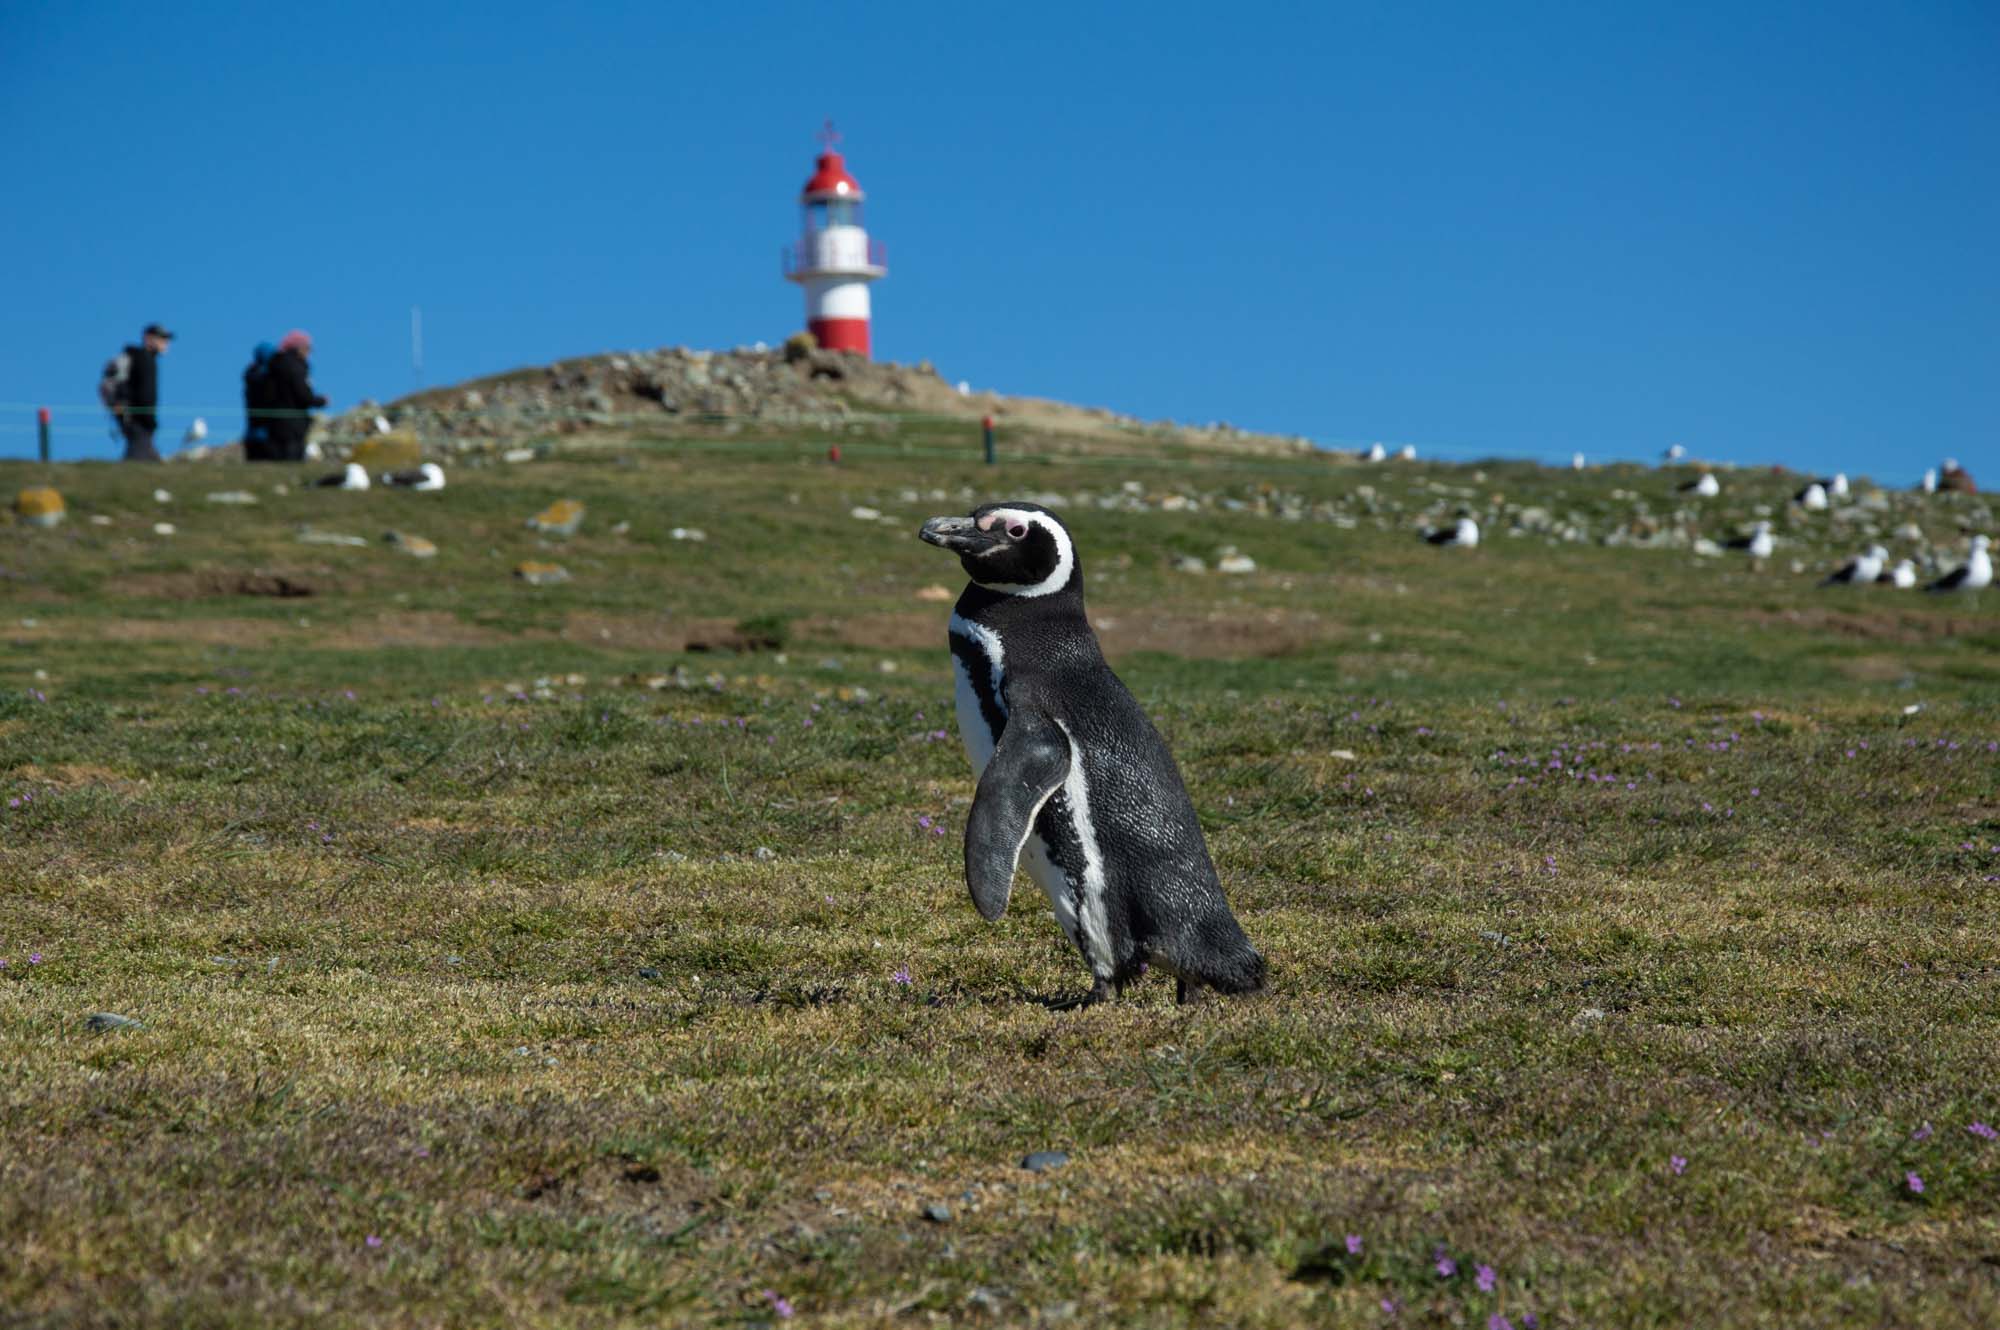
(964, 709), (1071, 922)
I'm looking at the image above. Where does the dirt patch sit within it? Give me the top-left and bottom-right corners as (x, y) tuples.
(560, 613), (745, 652)
(1739, 607), (1976, 644)
(93, 617), (285, 646)
(120, 568), (342, 600)
(320, 613), (520, 650)
(10, 763), (142, 791)
(1836, 654), (1915, 682)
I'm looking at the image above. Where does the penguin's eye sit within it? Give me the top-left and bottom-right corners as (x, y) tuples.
(1005, 521), (1029, 540)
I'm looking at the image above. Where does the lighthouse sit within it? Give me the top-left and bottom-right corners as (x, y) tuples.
(782, 124), (886, 357)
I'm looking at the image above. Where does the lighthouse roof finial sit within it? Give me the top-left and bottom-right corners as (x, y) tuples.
(802, 121), (864, 200)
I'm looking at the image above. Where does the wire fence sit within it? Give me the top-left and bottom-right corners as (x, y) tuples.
(0, 399), (1954, 490)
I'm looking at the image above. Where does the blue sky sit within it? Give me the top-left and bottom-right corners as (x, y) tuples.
(2, 1), (1993, 482)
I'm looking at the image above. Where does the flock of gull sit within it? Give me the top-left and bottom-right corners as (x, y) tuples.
(1404, 446), (1989, 593)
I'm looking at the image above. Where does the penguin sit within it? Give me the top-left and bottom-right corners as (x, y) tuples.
(1423, 515), (1479, 548)
(1820, 544), (1887, 587)
(315, 462), (370, 491)
(1677, 472), (1720, 498)
(1725, 520), (1774, 562)
(917, 503), (1267, 1007)
(1924, 535), (1992, 594)
(381, 462), (446, 491)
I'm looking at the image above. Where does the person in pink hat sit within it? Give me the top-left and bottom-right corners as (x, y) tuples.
(265, 329), (328, 460)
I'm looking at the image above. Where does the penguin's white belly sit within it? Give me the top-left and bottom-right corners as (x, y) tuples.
(951, 654), (997, 775)
(1020, 835), (1082, 945)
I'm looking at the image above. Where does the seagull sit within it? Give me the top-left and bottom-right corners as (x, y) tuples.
(1725, 520), (1774, 562)
(1924, 535), (1992, 593)
(1423, 516), (1480, 548)
(1823, 473), (1850, 498)
(1396, 444), (1417, 461)
(314, 462), (370, 491)
(373, 415), (393, 435)
(1571, 452), (1586, 470)
(1920, 468), (1937, 494)
(1677, 472), (1720, 498)
(1877, 558), (1918, 589)
(1664, 443), (1687, 462)
(182, 418), (208, 447)
(1820, 544), (1887, 587)
(1363, 442), (1388, 463)
(1795, 482), (1829, 511)
(381, 462), (445, 492)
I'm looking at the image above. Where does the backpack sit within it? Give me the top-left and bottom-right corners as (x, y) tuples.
(98, 350), (132, 412)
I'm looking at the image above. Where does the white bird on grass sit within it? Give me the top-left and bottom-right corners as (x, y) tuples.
(1423, 516), (1480, 548)
(1925, 535), (1992, 594)
(314, 462), (370, 491)
(1820, 544), (1887, 587)
(381, 462), (445, 492)
(1877, 558), (1918, 589)
(1795, 482), (1829, 511)
(1725, 520), (1774, 562)
(1678, 472), (1720, 498)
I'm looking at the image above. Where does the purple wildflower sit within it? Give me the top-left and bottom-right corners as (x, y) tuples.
(1489, 1317), (1514, 1330)
(1380, 1298), (1398, 1315)
(1476, 1263), (1497, 1292)
(1906, 1171), (1925, 1194)
(1968, 1122), (1997, 1141)
(27, 952), (41, 965)
(1912, 1123), (1932, 1141)
(1345, 1233), (1362, 1255)
(763, 1290), (795, 1319)
(891, 965), (912, 986)
(1522, 1317), (1540, 1329)
(1436, 1256), (1457, 1278)
(1670, 1154), (1686, 1175)
(917, 816), (932, 830)
(365, 1234), (383, 1248)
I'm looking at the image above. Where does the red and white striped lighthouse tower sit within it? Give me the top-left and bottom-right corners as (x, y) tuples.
(782, 123), (886, 357)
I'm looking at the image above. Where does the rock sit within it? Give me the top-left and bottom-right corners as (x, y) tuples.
(14, 488), (66, 527)
(351, 432), (422, 471)
(205, 490), (258, 505)
(84, 1012), (142, 1032)
(525, 499), (586, 535)
(638, 967), (663, 980)
(1215, 549), (1257, 574)
(850, 506), (882, 521)
(501, 447), (536, 464)
(1020, 1150), (1070, 1173)
(669, 527), (707, 541)
(296, 526), (367, 547)
(88, 514), (112, 526)
(915, 585), (954, 602)
(152, 488), (172, 503)
(384, 531), (438, 558)
(1693, 538), (1722, 557)
(1329, 749), (1357, 761)
(1173, 556), (1207, 574)
(753, 846), (777, 861)
(152, 522), (176, 536)
(923, 1203), (953, 1224)
(513, 561), (571, 586)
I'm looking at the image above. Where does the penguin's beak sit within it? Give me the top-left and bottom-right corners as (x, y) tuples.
(919, 515), (996, 554)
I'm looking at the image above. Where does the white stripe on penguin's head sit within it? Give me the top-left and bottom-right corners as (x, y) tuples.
(969, 507), (1076, 598)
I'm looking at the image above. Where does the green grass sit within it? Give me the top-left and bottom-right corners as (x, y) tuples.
(3, 433), (1998, 1326)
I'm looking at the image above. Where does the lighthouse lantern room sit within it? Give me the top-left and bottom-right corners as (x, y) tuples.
(782, 123), (886, 357)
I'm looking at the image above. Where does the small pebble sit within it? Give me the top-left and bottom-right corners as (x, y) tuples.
(753, 846), (777, 861)
(84, 1012), (142, 1032)
(923, 1203), (953, 1224)
(1021, 1151), (1070, 1173)
(638, 967), (662, 980)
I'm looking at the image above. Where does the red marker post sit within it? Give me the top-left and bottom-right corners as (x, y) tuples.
(982, 414), (996, 466)
(37, 407), (51, 464)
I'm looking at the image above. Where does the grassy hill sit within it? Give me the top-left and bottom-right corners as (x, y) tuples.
(3, 426), (1998, 1326)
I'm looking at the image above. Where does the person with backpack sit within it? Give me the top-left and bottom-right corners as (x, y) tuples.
(264, 329), (328, 461)
(241, 342), (279, 460)
(100, 323), (173, 462)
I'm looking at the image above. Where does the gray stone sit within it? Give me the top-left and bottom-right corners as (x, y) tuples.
(923, 1202), (953, 1223)
(1020, 1150), (1070, 1173)
(84, 1012), (142, 1032)
(753, 846), (777, 861)
(638, 967), (663, 980)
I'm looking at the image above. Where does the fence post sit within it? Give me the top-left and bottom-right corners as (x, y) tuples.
(37, 407), (51, 463)
(982, 414), (996, 465)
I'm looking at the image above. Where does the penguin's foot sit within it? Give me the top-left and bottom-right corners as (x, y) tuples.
(1048, 978), (1114, 1011)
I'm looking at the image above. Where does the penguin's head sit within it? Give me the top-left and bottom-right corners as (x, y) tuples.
(918, 502), (1078, 598)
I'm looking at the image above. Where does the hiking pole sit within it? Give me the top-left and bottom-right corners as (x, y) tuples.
(37, 407), (50, 463)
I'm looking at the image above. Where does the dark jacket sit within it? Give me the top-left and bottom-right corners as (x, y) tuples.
(264, 348), (328, 458)
(123, 344), (160, 428)
(242, 344), (279, 459)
